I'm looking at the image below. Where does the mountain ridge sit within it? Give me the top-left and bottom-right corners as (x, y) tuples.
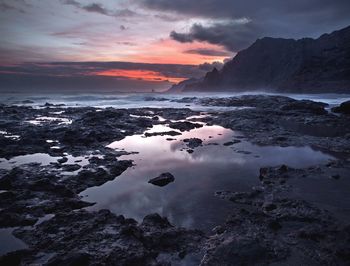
(170, 25), (350, 93)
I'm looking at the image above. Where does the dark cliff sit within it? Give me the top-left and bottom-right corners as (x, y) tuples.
(180, 25), (350, 93)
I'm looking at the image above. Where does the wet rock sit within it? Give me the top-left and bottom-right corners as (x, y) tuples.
(11, 210), (204, 266)
(144, 131), (181, 137)
(0, 154), (132, 227)
(43, 102), (65, 107)
(332, 100), (350, 114)
(183, 138), (203, 148)
(169, 121), (203, 132)
(148, 172), (175, 187)
(281, 100), (328, 115)
(144, 96), (169, 102)
(61, 164), (81, 172)
(212, 164), (350, 265)
(57, 157), (68, 164)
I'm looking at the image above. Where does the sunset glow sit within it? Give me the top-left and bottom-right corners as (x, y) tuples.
(1, 0), (349, 92)
(94, 69), (187, 83)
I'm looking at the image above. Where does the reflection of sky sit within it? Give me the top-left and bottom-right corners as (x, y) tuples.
(82, 125), (334, 231)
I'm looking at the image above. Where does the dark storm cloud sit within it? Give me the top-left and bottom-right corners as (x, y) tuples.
(171, 22), (260, 51)
(140, 0), (350, 20)
(184, 48), (232, 57)
(141, 0), (350, 51)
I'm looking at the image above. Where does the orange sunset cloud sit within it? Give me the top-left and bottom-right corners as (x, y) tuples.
(93, 69), (187, 83)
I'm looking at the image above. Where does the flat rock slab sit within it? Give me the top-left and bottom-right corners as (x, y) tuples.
(148, 172), (175, 187)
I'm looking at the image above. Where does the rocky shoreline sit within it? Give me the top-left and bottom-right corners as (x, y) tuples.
(1, 95), (350, 265)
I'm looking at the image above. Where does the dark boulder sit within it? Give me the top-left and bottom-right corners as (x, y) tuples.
(148, 172), (175, 187)
(332, 100), (350, 114)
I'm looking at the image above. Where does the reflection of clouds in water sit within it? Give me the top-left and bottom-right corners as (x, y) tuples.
(85, 124), (335, 230)
(188, 146), (247, 165)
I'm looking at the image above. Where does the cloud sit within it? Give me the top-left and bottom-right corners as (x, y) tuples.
(141, 0), (350, 51)
(171, 21), (261, 52)
(114, 9), (138, 17)
(61, 0), (80, 8)
(184, 48), (232, 57)
(116, 41), (137, 46)
(0, 1), (26, 13)
(82, 3), (108, 15)
(0, 61), (217, 92)
(61, 0), (137, 18)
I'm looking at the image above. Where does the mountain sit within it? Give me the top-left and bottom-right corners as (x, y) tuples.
(175, 25), (350, 93)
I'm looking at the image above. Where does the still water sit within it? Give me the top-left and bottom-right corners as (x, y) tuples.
(81, 124), (334, 231)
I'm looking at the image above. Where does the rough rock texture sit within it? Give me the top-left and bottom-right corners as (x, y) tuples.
(0, 104), (201, 158)
(1, 97), (350, 265)
(7, 210), (204, 266)
(181, 25), (350, 93)
(189, 95), (350, 156)
(0, 154), (132, 227)
(210, 164), (350, 266)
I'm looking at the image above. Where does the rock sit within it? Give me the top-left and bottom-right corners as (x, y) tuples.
(332, 100), (350, 114)
(144, 131), (181, 137)
(179, 25), (350, 93)
(169, 121), (203, 132)
(280, 100), (328, 115)
(61, 164), (81, 172)
(10, 210), (204, 265)
(57, 157), (68, 164)
(148, 172), (175, 187)
(183, 138), (203, 148)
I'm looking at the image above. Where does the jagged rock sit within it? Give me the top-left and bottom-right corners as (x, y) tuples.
(181, 25), (350, 93)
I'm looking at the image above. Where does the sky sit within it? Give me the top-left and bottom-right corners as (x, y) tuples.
(1, 0), (350, 92)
